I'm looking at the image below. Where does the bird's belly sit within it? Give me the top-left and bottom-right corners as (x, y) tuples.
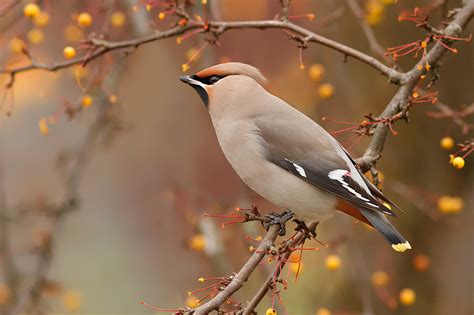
(215, 121), (336, 222)
(241, 163), (337, 222)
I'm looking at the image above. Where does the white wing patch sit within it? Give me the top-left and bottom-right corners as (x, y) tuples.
(284, 159), (307, 178)
(292, 162), (307, 177)
(328, 169), (379, 208)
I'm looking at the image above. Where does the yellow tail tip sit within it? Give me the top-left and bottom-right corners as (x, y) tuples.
(391, 241), (412, 252)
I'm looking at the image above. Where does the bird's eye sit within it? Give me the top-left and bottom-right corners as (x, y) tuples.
(209, 75), (221, 84)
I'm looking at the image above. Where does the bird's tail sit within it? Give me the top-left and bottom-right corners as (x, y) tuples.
(359, 208), (411, 252)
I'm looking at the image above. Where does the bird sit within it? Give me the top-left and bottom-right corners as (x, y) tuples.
(180, 62), (411, 252)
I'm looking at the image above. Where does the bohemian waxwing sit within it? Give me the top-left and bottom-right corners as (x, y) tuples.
(180, 62), (411, 252)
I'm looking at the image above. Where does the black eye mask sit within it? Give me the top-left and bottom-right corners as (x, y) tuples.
(191, 74), (227, 85)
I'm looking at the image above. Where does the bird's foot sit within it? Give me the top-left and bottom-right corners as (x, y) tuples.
(293, 219), (318, 239)
(262, 210), (294, 236)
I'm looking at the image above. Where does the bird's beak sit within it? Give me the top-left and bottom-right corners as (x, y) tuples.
(179, 75), (193, 84)
(179, 75), (206, 89)
(179, 75), (209, 107)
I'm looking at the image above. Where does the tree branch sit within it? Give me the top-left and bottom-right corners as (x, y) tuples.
(356, 0), (474, 172)
(192, 225), (280, 315)
(0, 20), (404, 84)
(241, 222), (317, 315)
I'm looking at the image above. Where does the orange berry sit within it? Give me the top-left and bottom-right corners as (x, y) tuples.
(413, 254), (430, 272)
(9, 37), (26, 53)
(64, 24), (84, 42)
(289, 261), (303, 274)
(77, 12), (92, 27)
(182, 63), (190, 72)
(63, 46), (76, 59)
(440, 137), (454, 150)
(371, 270), (389, 287)
(189, 234), (205, 251)
(23, 3), (40, 18)
(325, 254), (341, 271)
(318, 83), (334, 99)
(316, 308), (331, 315)
(266, 308), (277, 315)
(33, 11), (49, 27)
(110, 11), (126, 27)
(27, 28), (44, 44)
(452, 156), (465, 169)
(62, 291), (82, 311)
(108, 94), (118, 103)
(399, 288), (416, 306)
(38, 118), (49, 135)
(308, 64), (325, 81)
(158, 12), (166, 20)
(81, 95), (93, 107)
(186, 295), (200, 308)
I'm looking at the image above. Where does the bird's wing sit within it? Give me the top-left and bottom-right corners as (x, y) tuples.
(254, 111), (397, 216)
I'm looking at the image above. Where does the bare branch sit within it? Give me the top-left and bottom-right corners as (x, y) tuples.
(192, 225), (280, 315)
(356, 0), (474, 172)
(241, 222), (317, 315)
(344, 0), (389, 61)
(0, 20), (404, 84)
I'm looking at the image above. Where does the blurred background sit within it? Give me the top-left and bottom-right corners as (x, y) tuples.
(0, 0), (472, 314)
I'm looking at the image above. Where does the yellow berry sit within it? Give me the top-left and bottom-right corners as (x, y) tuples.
(0, 283), (11, 305)
(77, 12), (93, 27)
(266, 308), (277, 315)
(308, 64), (325, 81)
(318, 83), (335, 99)
(316, 308), (331, 315)
(202, 0), (208, 4)
(189, 234), (205, 251)
(27, 28), (44, 45)
(23, 3), (40, 18)
(62, 291), (82, 311)
(182, 63), (190, 72)
(399, 288), (416, 306)
(158, 12), (166, 20)
(325, 254), (341, 271)
(64, 24), (84, 42)
(108, 94), (118, 103)
(289, 262), (303, 274)
(186, 295), (200, 308)
(365, 1), (384, 26)
(371, 271), (389, 287)
(73, 65), (88, 79)
(440, 137), (454, 150)
(452, 156), (465, 169)
(63, 46), (76, 59)
(437, 196), (464, 214)
(38, 118), (49, 135)
(33, 11), (49, 27)
(413, 254), (430, 272)
(110, 11), (126, 27)
(81, 95), (93, 107)
(9, 37), (25, 54)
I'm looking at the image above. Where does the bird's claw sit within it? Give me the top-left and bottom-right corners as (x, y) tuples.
(293, 219), (317, 239)
(262, 210), (294, 236)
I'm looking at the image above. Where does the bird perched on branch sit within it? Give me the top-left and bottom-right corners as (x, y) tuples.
(180, 62), (411, 252)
